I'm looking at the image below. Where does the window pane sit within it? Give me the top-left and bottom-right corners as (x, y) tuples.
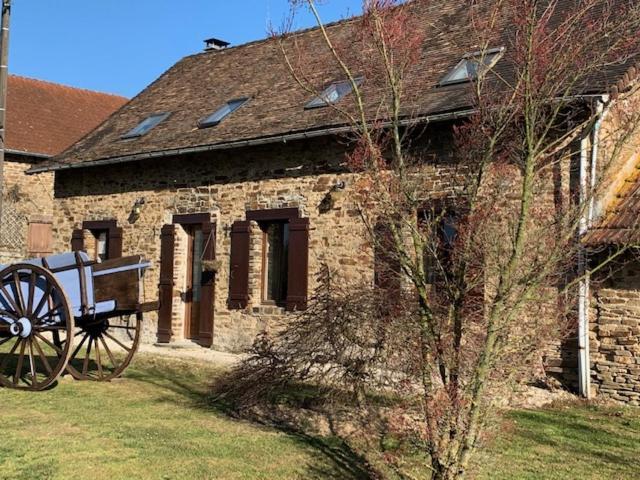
(439, 49), (503, 85)
(192, 229), (204, 303)
(305, 77), (363, 109)
(95, 230), (108, 262)
(199, 98), (249, 128)
(122, 113), (170, 139)
(264, 223), (289, 302)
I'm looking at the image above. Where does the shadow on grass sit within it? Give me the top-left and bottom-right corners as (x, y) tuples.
(503, 408), (640, 472)
(125, 357), (375, 480)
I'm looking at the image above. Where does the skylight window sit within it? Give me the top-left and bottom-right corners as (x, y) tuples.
(198, 98), (249, 128)
(439, 47), (505, 86)
(305, 77), (364, 109)
(121, 112), (170, 139)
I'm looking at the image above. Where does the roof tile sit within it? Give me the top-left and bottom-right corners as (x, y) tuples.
(6, 75), (127, 156)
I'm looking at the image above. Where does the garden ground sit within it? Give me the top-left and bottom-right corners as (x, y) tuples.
(0, 353), (637, 480)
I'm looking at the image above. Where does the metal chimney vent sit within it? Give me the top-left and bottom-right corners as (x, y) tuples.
(204, 37), (230, 51)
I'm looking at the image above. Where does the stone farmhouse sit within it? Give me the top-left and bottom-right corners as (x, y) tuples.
(1, 75), (126, 262)
(29, 1), (640, 404)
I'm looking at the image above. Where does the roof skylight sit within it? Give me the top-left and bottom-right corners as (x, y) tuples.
(439, 47), (505, 86)
(305, 77), (364, 109)
(198, 98), (249, 128)
(121, 112), (170, 139)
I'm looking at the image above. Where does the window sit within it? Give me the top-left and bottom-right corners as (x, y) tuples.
(421, 211), (458, 284)
(261, 222), (289, 304)
(374, 222), (402, 293)
(305, 77), (364, 109)
(91, 229), (109, 262)
(438, 47), (504, 86)
(198, 98), (249, 128)
(228, 209), (309, 311)
(121, 112), (170, 139)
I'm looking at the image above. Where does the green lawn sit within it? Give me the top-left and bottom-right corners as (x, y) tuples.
(0, 354), (369, 480)
(473, 403), (640, 480)
(0, 353), (637, 480)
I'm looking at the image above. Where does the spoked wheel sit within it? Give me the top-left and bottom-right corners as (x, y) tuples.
(0, 264), (74, 390)
(62, 311), (141, 381)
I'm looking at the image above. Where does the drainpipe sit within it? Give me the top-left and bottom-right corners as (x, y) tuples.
(578, 135), (591, 399)
(577, 97), (607, 399)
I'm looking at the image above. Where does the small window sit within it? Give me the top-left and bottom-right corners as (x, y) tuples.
(261, 221), (289, 304)
(91, 229), (109, 262)
(421, 212), (457, 284)
(438, 47), (504, 86)
(198, 98), (249, 128)
(121, 112), (170, 139)
(305, 77), (364, 109)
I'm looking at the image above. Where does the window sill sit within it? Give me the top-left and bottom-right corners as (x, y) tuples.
(252, 304), (286, 315)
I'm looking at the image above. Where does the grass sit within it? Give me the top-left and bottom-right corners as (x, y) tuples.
(0, 354), (369, 480)
(0, 353), (637, 480)
(473, 402), (640, 479)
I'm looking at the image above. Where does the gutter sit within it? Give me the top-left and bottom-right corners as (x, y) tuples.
(577, 95), (608, 399)
(27, 109), (475, 174)
(5, 149), (50, 159)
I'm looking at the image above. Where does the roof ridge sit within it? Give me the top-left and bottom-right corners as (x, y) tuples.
(183, 8), (364, 61)
(9, 74), (128, 100)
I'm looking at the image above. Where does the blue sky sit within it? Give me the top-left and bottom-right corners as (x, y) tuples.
(9, 1), (363, 98)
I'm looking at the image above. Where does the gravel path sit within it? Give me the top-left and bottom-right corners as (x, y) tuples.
(137, 342), (244, 367)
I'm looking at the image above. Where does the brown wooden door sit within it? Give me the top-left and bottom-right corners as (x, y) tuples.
(184, 225), (204, 340)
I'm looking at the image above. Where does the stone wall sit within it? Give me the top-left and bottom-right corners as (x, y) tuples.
(591, 258), (640, 405)
(53, 136), (461, 351)
(0, 154), (54, 263)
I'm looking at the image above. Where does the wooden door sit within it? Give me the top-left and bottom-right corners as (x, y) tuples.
(184, 225), (204, 340)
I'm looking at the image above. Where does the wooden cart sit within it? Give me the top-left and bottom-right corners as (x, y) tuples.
(0, 252), (157, 390)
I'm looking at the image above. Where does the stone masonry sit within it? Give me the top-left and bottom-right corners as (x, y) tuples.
(591, 259), (640, 405)
(52, 136), (461, 352)
(0, 155), (54, 263)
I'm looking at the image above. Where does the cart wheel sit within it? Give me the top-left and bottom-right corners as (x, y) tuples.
(63, 311), (142, 381)
(0, 264), (74, 390)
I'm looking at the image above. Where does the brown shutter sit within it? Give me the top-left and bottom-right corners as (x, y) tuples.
(286, 217), (310, 311)
(27, 217), (53, 257)
(198, 221), (216, 347)
(228, 220), (251, 309)
(157, 224), (176, 343)
(108, 227), (123, 259)
(374, 222), (402, 294)
(71, 229), (85, 252)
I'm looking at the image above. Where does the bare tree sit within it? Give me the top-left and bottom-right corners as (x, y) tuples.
(218, 1), (640, 479)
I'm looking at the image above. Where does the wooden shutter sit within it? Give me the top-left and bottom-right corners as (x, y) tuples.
(286, 217), (310, 311)
(27, 217), (53, 257)
(108, 227), (123, 259)
(71, 229), (84, 252)
(198, 221), (216, 347)
(374, 222), (402, 294)
(228, 220), (251, 309)
(157, 224), (176, 343)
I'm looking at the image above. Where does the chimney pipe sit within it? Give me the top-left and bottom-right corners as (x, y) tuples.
(204, 37), (230, 51)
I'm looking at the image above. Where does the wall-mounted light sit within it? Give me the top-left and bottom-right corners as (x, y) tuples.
(129, 197), (146, 223)
(319, 180), (347, 214)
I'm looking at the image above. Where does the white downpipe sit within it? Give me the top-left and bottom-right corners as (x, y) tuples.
(588, 98), (607, 225)
(578, 135), (591, 399)
(577, 98), (607, 399)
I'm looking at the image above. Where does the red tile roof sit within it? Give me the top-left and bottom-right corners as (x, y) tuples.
(584, 164), (640, 246)
(5, 75), (127, 156)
